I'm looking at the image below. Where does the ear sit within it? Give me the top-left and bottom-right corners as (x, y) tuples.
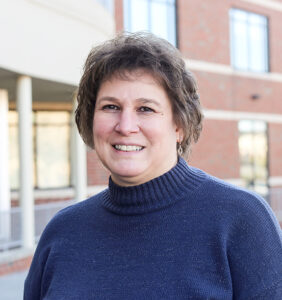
(175, 126), (184, 143)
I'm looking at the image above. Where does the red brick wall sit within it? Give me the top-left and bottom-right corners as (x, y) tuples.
(87, 150), (110, 185)
(178, 0), (230, 64)
(194, 71), (282, 114)
(115, 0), (124, 33)
(268, 123), (282, 178)
(189, 119), (240, 179)
(11, 197), (72, 207)
(0, 256), (32, 277)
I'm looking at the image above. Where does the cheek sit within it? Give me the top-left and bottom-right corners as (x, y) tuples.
(93, 116), (112, 142)
(144, 115), (176, 135)
(158, 119), (178, 140)
(144, 124), (176, 145)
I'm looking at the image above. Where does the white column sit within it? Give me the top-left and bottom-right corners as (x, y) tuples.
(0, 89), (11, 242)
(17, 76), (35, 249)
(72, 96), (87, 202)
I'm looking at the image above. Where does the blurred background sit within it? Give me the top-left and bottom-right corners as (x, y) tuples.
(0, 0), (282, 298)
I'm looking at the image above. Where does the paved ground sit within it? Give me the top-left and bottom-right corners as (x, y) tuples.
(0, 270), (27, 300)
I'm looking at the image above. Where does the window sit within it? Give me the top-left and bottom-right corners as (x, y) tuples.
(96, 0), (114, 14)
(124, 0), (177, 46)
(8, 111), (71, 190)
(230, 8), (269, 72)
(34, 112), (71, 189)
(238, 120), (268, 195)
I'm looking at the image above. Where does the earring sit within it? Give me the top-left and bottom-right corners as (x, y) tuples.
(177, 142), (183, 156)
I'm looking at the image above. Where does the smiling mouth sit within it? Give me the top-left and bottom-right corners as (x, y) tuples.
(113, 145), (144, 152)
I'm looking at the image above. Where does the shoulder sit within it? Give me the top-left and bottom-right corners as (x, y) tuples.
(39, 189), (108, 242)
(187, 166), (281, 245)
(24, 189), (108, 299)
(192, 166), (276, 221)
(52, 189), (107, 221)
(56, 190), (106, 218)
(26, 190), (108, 273)
(191, 168), (282, 299)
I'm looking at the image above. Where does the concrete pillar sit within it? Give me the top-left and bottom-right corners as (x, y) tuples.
(0, 89), (11, 242)
(72, 95), (87, 202)
(17, 76), (35, 249)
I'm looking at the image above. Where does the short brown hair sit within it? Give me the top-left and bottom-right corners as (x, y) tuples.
(75, 32), (203, 157)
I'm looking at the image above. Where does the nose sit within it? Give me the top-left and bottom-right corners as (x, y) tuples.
(115, 109), (139, 135)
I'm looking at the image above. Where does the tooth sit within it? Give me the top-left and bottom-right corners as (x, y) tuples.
(114, 145), (142, 151)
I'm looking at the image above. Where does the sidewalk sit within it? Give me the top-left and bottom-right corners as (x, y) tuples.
(0, 270), (27, 300)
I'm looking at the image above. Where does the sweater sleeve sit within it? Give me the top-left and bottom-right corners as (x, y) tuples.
(227, 192), (282, 300)
(24, 240), (51, 300)
(23, 207), (67, 300)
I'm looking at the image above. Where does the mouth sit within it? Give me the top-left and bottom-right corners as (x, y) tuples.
(113, 144), (144, 152)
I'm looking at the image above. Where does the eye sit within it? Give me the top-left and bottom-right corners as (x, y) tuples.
(102, 104), (119, 111)
(138, 106), (155, 113)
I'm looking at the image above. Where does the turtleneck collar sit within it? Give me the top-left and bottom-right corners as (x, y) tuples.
(102, 158), (206, 215)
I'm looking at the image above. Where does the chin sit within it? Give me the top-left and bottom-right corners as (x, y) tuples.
(111, 164), (146, 178)
(114, 168), (144, 178)
(111, 160), (145, 173)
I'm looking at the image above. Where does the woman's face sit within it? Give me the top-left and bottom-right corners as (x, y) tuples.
(93, 70), (182, 186)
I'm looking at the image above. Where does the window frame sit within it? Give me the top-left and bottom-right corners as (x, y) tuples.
(229, 8), (270, 73)
(123, 0), (178, 47)
(8, 110), (72, 190)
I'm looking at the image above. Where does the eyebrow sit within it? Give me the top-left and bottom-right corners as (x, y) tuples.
(96, 96), (118, 103)
(137, 98), (161, 108)
(97, 97), (161, 108)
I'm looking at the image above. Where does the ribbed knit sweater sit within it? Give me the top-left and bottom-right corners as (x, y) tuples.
(24, 158), (282, 299)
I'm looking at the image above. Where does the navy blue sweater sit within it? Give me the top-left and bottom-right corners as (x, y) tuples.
(24, 158), (282, 299)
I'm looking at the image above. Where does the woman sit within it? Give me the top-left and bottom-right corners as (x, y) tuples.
(24, 32), (282, 299)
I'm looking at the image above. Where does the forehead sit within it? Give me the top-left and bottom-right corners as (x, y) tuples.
(103, 68), (166, 89)
(98, 69), (169, 99)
